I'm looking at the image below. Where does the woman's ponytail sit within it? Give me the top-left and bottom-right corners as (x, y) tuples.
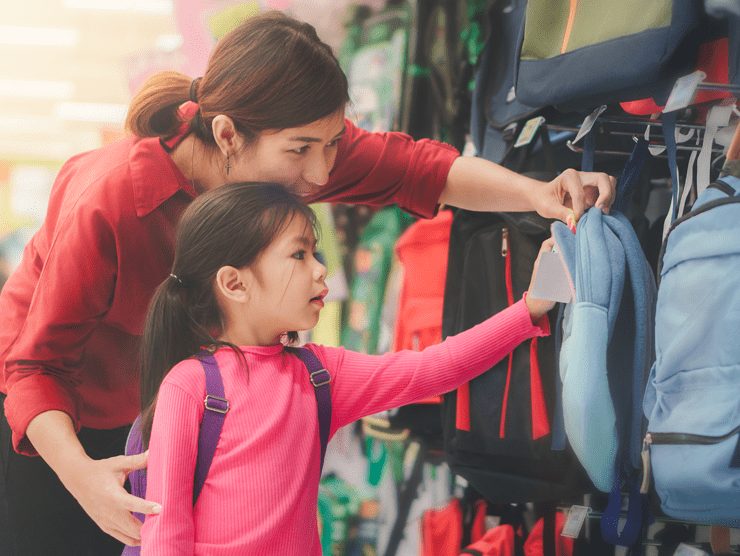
(125, 70), (193, 139)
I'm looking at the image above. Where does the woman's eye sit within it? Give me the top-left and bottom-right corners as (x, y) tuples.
(291, 146), (310, 155)
(292, 250), (306, 260)
(327, 139), (341, 148)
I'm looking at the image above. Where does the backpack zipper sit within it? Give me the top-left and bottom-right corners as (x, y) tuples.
(641, 427), (740, 494)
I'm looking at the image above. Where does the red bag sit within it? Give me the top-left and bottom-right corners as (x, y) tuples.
(420, 498), (463, 556)
(460, 524), (515, 556)
(621, 38), (732, 115)
(522, 512), (573, 556)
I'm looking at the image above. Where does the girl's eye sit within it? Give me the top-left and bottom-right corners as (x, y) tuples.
(291, 146), (310, 155)
(292, 250), (306, 260)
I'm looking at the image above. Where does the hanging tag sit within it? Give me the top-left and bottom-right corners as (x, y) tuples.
(673, 543), (709, 556)
(663, 70), (706, 113)
(640, 434), (652, 494)
(561, 505), (591, 538)
(529, 250), (573, 303)
(514, 116), (546, 148)
(574, 105), (607, 144)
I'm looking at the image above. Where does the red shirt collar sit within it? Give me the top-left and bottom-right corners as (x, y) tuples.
(129, 102), (199, 217)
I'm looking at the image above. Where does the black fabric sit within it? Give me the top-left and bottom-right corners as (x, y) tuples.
(441, 209), (592, 504)
(0, 395), (130, 556)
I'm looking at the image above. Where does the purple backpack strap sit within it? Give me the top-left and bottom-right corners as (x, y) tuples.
(288, 346), (332, 472)
(122, 353), (227, 556)
(193, 353), (228, 503)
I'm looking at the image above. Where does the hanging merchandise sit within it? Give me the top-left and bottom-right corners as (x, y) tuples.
(459, 524), (516, 556)
(319, 474), (363, 556)
(468, 0), (543, 163)
(343, 0), (415, 133)
(551, 203), (657, 548)
(514, 0), (724, 112)
(521, 511), (573, 556)
(441, 208), (592, 505)
(420, 497), (464, 556)
(342, 206), (413, 354)
(643, 169), (740, 527)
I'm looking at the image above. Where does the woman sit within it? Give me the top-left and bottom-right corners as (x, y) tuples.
(0, 10), (615, 555)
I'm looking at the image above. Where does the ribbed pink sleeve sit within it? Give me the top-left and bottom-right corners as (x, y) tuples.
(140, 298), (548, 555)
(314, 297), (549, 432)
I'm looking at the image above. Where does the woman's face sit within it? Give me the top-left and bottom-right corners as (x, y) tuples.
(231, 108), (346, 197)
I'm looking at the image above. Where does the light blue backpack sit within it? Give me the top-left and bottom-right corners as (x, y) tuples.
(643, 174), (740, 526)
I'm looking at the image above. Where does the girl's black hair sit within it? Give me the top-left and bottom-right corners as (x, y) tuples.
(139, 182), (318, 447)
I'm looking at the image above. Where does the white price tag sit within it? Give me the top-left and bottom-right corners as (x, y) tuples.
(673, 542), (709, 556)
(663, 70), (706, 113)
(514, 116), (546, 148)
(574, 105), (607, 144)
(529, 250), (574, 303)
(561, 505), (590, 538)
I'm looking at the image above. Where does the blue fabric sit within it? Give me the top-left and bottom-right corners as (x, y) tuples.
(613, 137), (649, 214)
(644, 175), (740, 526)
(553, 207), (656, 545)
(662, 112), (680, 222)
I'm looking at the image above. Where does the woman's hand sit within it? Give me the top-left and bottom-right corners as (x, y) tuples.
(531, 168), (617, 224)
(25, 410), (161, 547)
(60, 451), (161, 546)
(525, 237), (557, 323)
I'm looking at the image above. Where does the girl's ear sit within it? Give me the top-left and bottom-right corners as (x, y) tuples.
(212, 115), (242, 157)
(215, 266), (250, 302)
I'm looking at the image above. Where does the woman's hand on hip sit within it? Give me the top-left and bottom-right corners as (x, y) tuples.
(531, 168), (617, 224)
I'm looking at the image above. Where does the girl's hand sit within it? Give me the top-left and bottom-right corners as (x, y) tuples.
(59, 451), (162, 546)
(525, 237), (557, 323)
(531, 168), (617, 224)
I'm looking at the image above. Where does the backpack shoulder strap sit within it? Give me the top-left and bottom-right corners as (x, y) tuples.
(287, 346), (332, 472)
(193, 353), (229, 505)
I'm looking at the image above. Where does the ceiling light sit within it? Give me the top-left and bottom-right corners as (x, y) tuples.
(55, 102), (128, 124)
(63, 0), (173, 14)
(0, 25), (79, 46)
(155, 34), (183, 52)
(0, 79), (74, 99)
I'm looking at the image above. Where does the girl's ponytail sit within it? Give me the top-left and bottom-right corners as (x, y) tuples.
(125, 70), (192, 139)
(139, 275), (217, 448)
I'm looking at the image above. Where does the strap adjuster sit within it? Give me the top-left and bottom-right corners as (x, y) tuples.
(204, 395), (229, 414)
(310, 369), (331, 387)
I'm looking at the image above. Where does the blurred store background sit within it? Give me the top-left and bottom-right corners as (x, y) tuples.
(0, 0), (384, 287)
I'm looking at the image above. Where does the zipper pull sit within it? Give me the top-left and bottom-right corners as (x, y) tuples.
(502, 228), (509, 257)
(640, 433), (652, 494)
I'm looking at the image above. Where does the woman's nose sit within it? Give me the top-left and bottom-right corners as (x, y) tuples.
(303, 152), (331, 186)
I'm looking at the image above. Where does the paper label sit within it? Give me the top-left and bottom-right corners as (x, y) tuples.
(514, 116), (545, 148)
(673, 543), (709, 556)
(561, 505), (590, 538)
(573, 105), (607, 144)
(663, 70), (706, 113)
(529, 251), (574, 303)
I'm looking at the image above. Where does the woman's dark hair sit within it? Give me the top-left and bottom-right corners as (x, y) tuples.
(139, 182), (318, 447)
(125, 11), (349, 144)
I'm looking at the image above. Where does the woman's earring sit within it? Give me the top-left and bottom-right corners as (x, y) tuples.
(225, 152), (231, 176)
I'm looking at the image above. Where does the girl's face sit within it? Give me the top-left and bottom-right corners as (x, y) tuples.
(242, 215), (328, 345)
(231, 109), (346, 197)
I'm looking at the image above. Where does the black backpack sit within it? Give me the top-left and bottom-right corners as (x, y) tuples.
(441, 208), (592, 504)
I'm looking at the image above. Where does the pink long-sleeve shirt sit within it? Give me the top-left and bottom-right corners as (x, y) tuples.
(141, 298), (549, 555)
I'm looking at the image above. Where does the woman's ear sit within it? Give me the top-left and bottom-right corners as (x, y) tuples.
(215, 266), (251, 303)
(212, 115), (240, 157)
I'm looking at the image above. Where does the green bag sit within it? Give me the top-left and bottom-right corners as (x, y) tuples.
(515, 0), (709, 110)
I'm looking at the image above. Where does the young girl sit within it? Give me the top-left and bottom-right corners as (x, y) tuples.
(138, 182), (555, 554)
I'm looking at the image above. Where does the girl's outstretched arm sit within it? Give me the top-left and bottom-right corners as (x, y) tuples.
(316, 296), (550, 433)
